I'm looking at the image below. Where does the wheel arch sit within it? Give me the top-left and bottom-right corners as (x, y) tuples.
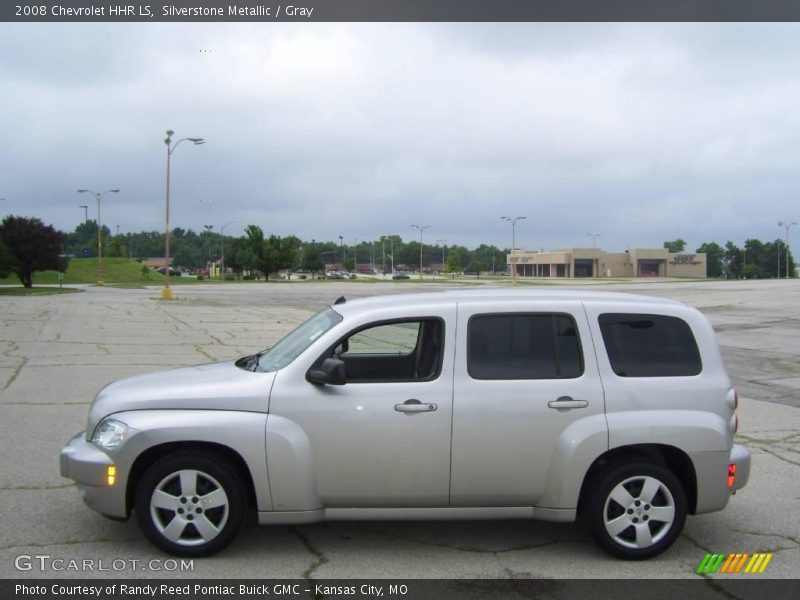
(577, 444), (697, 516)
(126, 441), (258, 517)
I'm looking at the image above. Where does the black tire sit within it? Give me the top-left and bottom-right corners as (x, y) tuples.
(135, 451), (246, 557)
(585, 460), (687, 560)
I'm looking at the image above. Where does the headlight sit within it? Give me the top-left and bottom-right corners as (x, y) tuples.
(91, 419), (129, 450)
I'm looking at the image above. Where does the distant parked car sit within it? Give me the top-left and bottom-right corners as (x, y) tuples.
(392, 271), (410, 279)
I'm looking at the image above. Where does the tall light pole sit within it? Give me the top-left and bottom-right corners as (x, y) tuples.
(436, 239), (447, 275)
(411, 224), (431, 279)
(77, 188), (120, 285)
(587, 233), (602, 278)
(501, 216), (526, 285)
(163, 129), (205, 299)
(352, 236), (361, 276)
(220, 220), (237, 280)
(338, 235), (344, 269)
(79, 205), (88, 223)
(778, 221), (797, 279)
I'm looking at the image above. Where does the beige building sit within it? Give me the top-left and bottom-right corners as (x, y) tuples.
(507, 248), (707, 278)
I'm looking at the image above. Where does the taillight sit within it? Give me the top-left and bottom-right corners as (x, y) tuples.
(727, 464), (737, 488)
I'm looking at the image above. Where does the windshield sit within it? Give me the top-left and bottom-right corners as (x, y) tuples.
(255, 307), (342, 372)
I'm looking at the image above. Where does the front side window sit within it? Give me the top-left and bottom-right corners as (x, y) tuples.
(255, 308), (343, 372)
(468, 314), (583, 380)
(598, 313), (702, 377)
(343, 322), (421, 355)
(325, 318), (444, 382)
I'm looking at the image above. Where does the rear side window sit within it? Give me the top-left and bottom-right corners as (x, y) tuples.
(599, 313), (702, 377)
(468, 314), (583, 380)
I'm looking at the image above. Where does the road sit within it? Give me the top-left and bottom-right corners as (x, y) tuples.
(0, 279), (798, 582)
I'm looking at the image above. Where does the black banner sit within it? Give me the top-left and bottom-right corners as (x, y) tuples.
(4, 579), (800, 600)
(4, 0), (800, 23)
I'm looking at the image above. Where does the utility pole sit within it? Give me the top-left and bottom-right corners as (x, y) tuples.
(411, 224), (431, 279)
(501, 216), (526, 285)
(778, 221), (797, 278)
(587, 233), (601, 278)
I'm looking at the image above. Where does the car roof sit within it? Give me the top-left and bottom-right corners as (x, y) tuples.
(330, 288), (684, 316)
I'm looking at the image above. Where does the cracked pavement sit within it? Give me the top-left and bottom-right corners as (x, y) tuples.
(0, 279), (798, 580)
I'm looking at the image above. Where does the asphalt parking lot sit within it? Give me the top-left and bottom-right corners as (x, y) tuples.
(1, 279), (798, 581)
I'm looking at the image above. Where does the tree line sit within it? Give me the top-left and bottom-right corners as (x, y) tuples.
(665, 238), (797, 279)
(1, 214), (796, 287)
(62, 220), (509, 277)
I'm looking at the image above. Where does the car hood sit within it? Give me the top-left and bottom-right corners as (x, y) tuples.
(87, 360), (276, 434)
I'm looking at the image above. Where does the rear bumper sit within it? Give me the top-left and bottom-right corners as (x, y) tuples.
(729, 443), (751, 493)
(60, 432), (128, 519)
(691, 443), (751, 514)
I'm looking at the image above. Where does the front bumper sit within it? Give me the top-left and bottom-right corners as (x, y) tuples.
(60, 432), (128, 519)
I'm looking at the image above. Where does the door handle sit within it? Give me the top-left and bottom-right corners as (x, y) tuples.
(395, 399), (437, 414)
(547, 396), (589, 409)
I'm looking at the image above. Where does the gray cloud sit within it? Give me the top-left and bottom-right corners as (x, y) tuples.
(1, 22), (799, 252)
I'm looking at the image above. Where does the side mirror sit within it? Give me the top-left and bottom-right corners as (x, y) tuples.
(307, 357), (347, 386)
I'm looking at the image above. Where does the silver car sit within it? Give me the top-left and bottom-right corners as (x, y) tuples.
(60, 290), (750, 559)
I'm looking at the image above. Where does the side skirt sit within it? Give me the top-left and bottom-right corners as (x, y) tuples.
(258, 506), (576, 525)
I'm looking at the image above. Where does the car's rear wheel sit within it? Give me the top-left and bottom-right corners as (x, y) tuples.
(586, 460), (687, 559)
(135, 451), (246, 557)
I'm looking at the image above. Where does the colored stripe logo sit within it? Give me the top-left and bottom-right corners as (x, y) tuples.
(697, 552), (773, 574)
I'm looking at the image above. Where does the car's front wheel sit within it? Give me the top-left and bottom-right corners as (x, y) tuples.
(586, 460), (687, 559)
(135, 451), (246, 556)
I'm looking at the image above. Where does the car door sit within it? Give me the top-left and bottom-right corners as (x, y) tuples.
(450, 300), (607, 507)
(267, 306), (456, 508)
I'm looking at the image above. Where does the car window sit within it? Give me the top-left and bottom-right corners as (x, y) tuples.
(598, 313), (702, 377)
(341, 322), (420, 355)
(329, 319), (443, 382)
(256, 308), (342, 372)
(468, 314), (583, 380)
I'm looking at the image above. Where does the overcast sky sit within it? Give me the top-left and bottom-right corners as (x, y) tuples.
(2, 22), (799, 252)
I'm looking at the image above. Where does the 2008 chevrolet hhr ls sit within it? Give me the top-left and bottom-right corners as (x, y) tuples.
(61, 290), (750, 559)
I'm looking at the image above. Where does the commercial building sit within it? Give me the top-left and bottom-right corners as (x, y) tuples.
(507, 247), (707, 278)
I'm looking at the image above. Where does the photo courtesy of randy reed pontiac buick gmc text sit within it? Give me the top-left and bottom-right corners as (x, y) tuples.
(60, 290), (750, 559)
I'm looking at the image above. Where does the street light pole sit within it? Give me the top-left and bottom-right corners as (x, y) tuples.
(352, 236), (361, 276)
(778, 221), (797, 279)
(163, 129), (205, 299)
(79, 205), (88, 223)
(501, 216), (526, 285)
(411, 224), (430, 279)
(220, 220), (237, 280)
(587, 233), (601, 278)
(436, 239), (447, 275)
(77, 188), (120, 285)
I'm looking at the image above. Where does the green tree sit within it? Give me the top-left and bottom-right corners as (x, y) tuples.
(243, 225), (267, 277)
(300, 240), (325, 272)
(465, 259), (486, 275)
(446, 249), (462, 273)
(723, 241), (743, 278)
(0, 238), (13, 278)
(473, 244), (503, 273)
(663, 238), (687, 253)
(696, 242), (724, 278)
(225, 237), (248, 277)
(0, 216), (67, 287)
(106, 235), (129, 258)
